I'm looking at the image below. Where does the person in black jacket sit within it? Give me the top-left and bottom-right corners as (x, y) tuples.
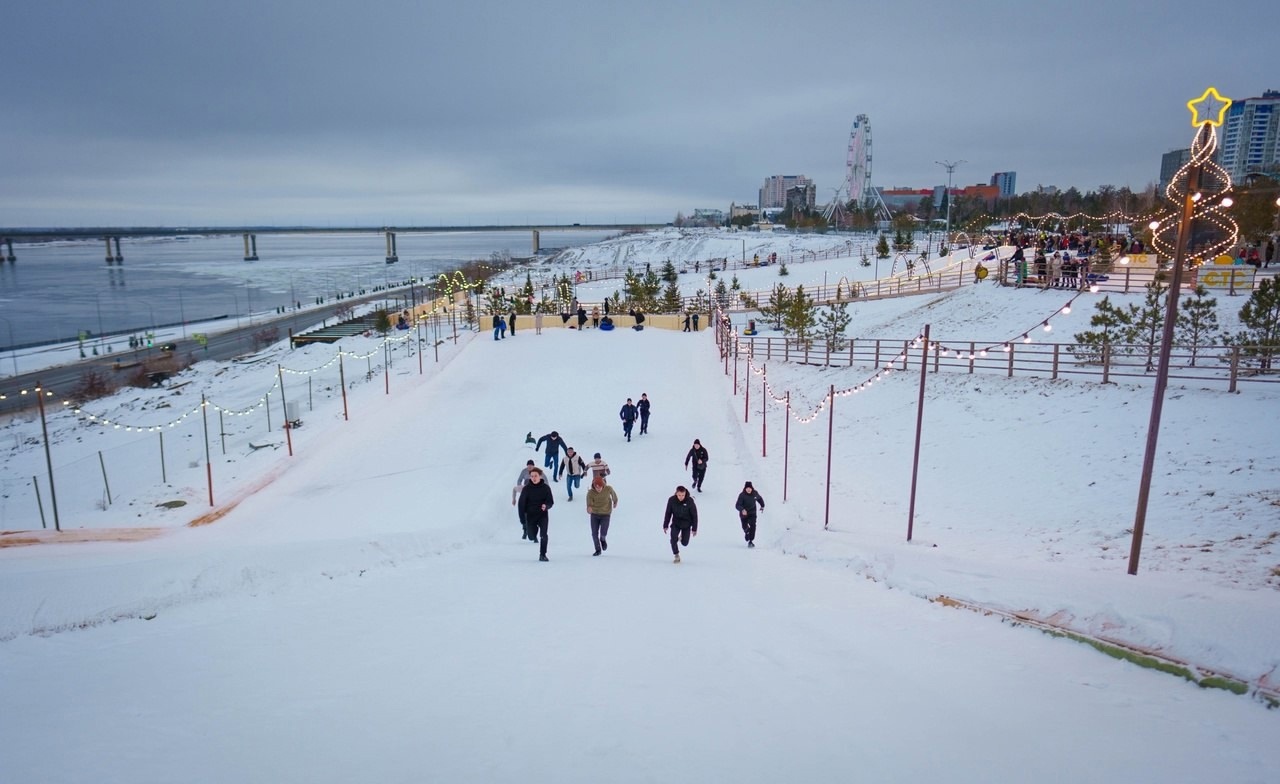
(518, 467), (556, 561)
(535, 430), (568, 480)
(619, 398), (638, 442)
(734, 481), (766, 547)
(663, 485), (698, 563)
(636, 393), (651, 435)
(684, 439), (709, 492)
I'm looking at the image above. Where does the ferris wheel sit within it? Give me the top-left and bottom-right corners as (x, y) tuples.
(844, 114), (873, 208)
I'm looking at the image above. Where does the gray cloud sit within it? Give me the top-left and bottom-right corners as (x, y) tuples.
(3, 0), (1276, 226)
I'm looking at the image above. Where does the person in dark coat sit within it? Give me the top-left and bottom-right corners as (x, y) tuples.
(507, 310), (517, 335)
(576, 307), (588, 330)
(683, 313), (691, 332)
(684, 439), (709, 492)
(492, 313), (504, 340)
(535, 430), (568, 479)
(637, 393), (651, 435)
(518, 467), (556, 561)
(691, 312), (700, 331)
(734, 481), (766, 547)
(663, 485), (698, 563)
(512, 459), (537, 540)
(619, 398), (638, 442)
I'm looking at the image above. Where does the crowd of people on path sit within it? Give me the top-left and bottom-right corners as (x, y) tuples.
(513, 417), (763, 564)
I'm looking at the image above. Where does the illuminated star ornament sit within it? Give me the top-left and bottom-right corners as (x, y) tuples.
(1186, 86), (1231, 127)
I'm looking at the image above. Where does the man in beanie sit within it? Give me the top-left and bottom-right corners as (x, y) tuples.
(734, 481), (766, 548)
(588, 452), (610, 481)
(585, 475), (619, 556)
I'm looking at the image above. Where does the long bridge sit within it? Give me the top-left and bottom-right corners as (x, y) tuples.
(0, 224), (662, 264)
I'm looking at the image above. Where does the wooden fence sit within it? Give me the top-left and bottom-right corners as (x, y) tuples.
(727, 332), (1278, 393)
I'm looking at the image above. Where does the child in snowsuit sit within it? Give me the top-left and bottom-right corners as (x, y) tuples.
(734, 481), (766, 547)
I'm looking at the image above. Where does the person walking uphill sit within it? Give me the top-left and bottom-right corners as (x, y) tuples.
(734, 481), (766, 547)
(684, 439), (709, 492)
(513, 459), (537, 540)
(619, 398), (638, 442)
(586, 475), (619, 556)
(535, 430), (569, 480)
(557, 446), (589, 500)
(663, 485), (698, 563)
(588, 452), (610, 481)
(637, 393), (651, 435)
(518, 467), (555, 561)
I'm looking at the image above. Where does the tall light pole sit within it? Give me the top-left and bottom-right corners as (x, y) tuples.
(936, 159), (966, 242)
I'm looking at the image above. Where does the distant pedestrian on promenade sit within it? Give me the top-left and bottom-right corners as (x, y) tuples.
(493, 313), (505, 340)
(508, 310), (517, 335)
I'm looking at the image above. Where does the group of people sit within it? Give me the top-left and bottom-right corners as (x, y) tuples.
(618, 394), (652, 441)
(1233, 241), (1275, 269)
(516, 429), (765, 563)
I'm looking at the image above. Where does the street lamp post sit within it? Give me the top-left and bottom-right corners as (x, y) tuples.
(936, 159), (966, 245)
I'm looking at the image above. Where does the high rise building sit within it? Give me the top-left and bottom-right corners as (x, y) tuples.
(759, 175), (813, 210)
(990, 171), (1017, 198)
(1219, 90), (1280, 181)
(1159, 148), (1191, 193)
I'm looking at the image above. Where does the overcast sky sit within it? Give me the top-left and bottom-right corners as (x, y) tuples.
(3, 0), (1275, 227)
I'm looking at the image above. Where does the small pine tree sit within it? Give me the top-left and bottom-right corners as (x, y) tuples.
(779, 263), (789, 276)
(1221, 276), (1280, 371)
(1072, 296), (1138, 364)
(859, 251), (871, 268)
(714, 279), (731, 311)
(661, 260), (679, 284)
(783, 285), (818, 348)
(1175, 285), (1218, 367)
(876, 234), (891, 259)
(759, 283), (793, 330)
(730, 275), (741, 291)
(374, 308), (393, 335)
(660, 279), (683, 313)
(1132, 282), (1168, 371)
(818, 302), (852, 351)
(1093, 239), (1113, 274)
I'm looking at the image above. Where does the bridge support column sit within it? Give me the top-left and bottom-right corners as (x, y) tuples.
(385, 230), (398, 263)
(531, 229), (540, 255)
(243, 233), (259, 261)
(3, 238), (13, 262)
(104, 236), (123, 264)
